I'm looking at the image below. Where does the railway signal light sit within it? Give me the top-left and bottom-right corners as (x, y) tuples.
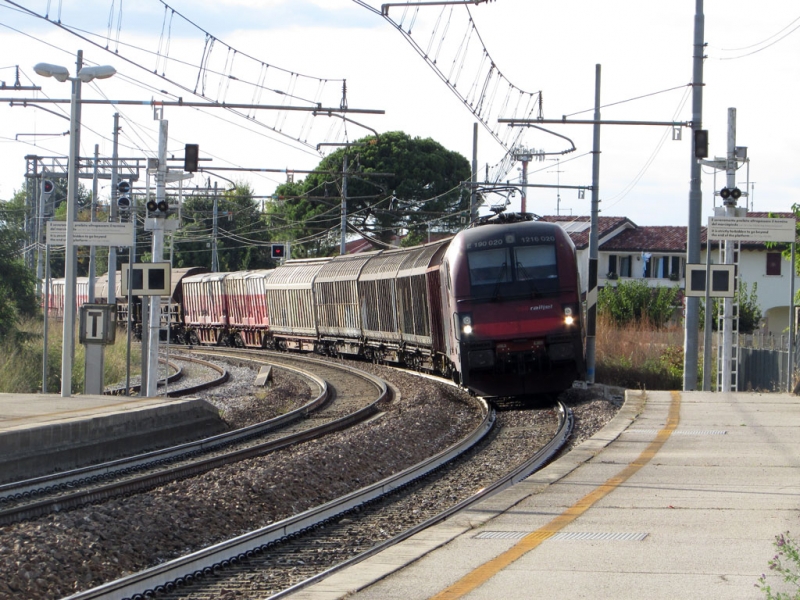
(694, 129), (709, 159)
(146, 198), (170, 216)
(271, 243), (285, 259)
(184, 144), (199, 173)
(719, 187), (742, 204)
(116, 180), (132, 213)
(42, 179), (55, 196)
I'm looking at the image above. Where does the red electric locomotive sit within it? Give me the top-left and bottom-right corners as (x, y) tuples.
(440, 214), (586, 397)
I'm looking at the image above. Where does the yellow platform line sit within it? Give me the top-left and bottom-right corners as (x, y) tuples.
(431, 390), (681, 600)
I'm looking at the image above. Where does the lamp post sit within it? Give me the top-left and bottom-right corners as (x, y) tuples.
(34, 51), (116, 398)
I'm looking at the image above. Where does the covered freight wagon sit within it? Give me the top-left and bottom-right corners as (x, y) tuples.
(265, 258), (328, 351)
(313, 252), (376, 355)
(224, 270), (274, 348)
(182, 272), (230, 345)
(357, 248), (411, 362)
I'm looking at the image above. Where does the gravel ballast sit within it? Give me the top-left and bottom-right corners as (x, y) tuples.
(0, 358), (620, 600)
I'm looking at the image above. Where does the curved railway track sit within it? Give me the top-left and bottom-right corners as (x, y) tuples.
(104, 354), (230, 397)
(62, 397), (572, 600)
(0, 354), (388, 526)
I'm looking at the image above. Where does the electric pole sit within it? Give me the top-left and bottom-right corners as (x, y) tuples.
(341, 153), (348, 255)
(212, 181), (219, 271)
(683, 0), (705, 391)
(146, 119), (168, 398)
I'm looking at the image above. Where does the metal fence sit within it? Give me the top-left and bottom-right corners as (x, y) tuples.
(739, 333), (789, 351)
(738, 347), (788, 392)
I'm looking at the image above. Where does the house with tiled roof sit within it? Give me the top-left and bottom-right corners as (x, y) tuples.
(542, 213), (799, 336)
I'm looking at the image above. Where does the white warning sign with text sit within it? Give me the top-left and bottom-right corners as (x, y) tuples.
(707, 217), (796, 243)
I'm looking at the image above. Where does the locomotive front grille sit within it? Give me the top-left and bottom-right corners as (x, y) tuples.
(468, 348), (495, 369)
(548, 343), (575, 361)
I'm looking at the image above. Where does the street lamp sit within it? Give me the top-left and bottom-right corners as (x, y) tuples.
(34, 52), (116, 398)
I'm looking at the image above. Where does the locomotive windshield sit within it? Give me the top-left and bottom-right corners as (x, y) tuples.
(467, 243), (558, 298)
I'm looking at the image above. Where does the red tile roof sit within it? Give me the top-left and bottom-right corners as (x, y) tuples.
(538, 215), (633, 249)
(601, 226), (687, 252)
(542, 212), (797, 252)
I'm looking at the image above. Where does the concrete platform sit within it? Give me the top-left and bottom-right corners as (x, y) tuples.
(288, 390), (800, 600)
(0, 393), (227, 483)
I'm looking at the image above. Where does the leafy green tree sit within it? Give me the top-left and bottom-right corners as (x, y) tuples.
(266, 131), (471, 256)
(172, 183), (275, 271)
(262, 180), (329, 259)
(598, 279), (681, 328)
(699, 280), (762, 334)
(0, 196), (38, 340)
(41, 178), (94, 278)
(767, 205), (800, 303)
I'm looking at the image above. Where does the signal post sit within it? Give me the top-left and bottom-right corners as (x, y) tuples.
(145, 118), (171, 397)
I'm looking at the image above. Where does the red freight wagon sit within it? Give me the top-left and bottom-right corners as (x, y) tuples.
(224, 270), (274, 348)
(182, 272), (230, 345)
(44, 277), (90, 319)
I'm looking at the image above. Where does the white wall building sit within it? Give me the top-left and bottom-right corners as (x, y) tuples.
(543, 213), (799, 336)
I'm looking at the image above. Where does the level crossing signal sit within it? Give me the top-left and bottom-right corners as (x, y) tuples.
(719, 187), (742, 203)
(146, 198), (170, 216)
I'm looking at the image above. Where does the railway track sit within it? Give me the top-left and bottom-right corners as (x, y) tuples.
(62, 397), (572, 600)
(0, 353), (388, 526)
(104, 354), (229, 397)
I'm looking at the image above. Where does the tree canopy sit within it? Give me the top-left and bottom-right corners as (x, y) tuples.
(266, 131), (471, 257)
(170, 182), (277, 271)
(0, 192), (38, 340)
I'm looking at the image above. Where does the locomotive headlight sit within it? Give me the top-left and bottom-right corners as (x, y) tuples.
(461, 314), (473, 335)
(563, 305), (575, 326)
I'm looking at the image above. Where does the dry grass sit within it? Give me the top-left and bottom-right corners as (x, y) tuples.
(594, 312), (697, 390)
(0, 317), (140, 394)
(2, 313), (702, 394)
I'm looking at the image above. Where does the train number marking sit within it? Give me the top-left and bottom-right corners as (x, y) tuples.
(466, 238), (504, 250)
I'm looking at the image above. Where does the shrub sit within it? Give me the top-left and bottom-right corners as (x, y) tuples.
(598, 280), (680, 328)
(699, 281), (762, 334)
(0, 317), (140, 394)
(594, 312), (687, 390)
(757, 531), (800, 599)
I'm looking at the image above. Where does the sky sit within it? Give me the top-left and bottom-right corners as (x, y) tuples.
(0, 0), (798, 231)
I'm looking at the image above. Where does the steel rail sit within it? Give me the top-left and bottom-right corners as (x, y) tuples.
(61, 398), (494, 600)
(272, 401), (573, 598)
(104, 357), (185, 396)
(0, 358), (386, 525)
(0, 361), (329, 518)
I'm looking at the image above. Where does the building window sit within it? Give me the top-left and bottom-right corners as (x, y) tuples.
(766, 253), (782, 276)
(641, 255), (683, 279)
(608, 254), (633, 277)
(671, 256), (682, 278)
(619, 255), (632, 277)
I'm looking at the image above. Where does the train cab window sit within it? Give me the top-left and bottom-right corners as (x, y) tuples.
(514, 245), (557, 281)
(467, 248), (510, 285)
